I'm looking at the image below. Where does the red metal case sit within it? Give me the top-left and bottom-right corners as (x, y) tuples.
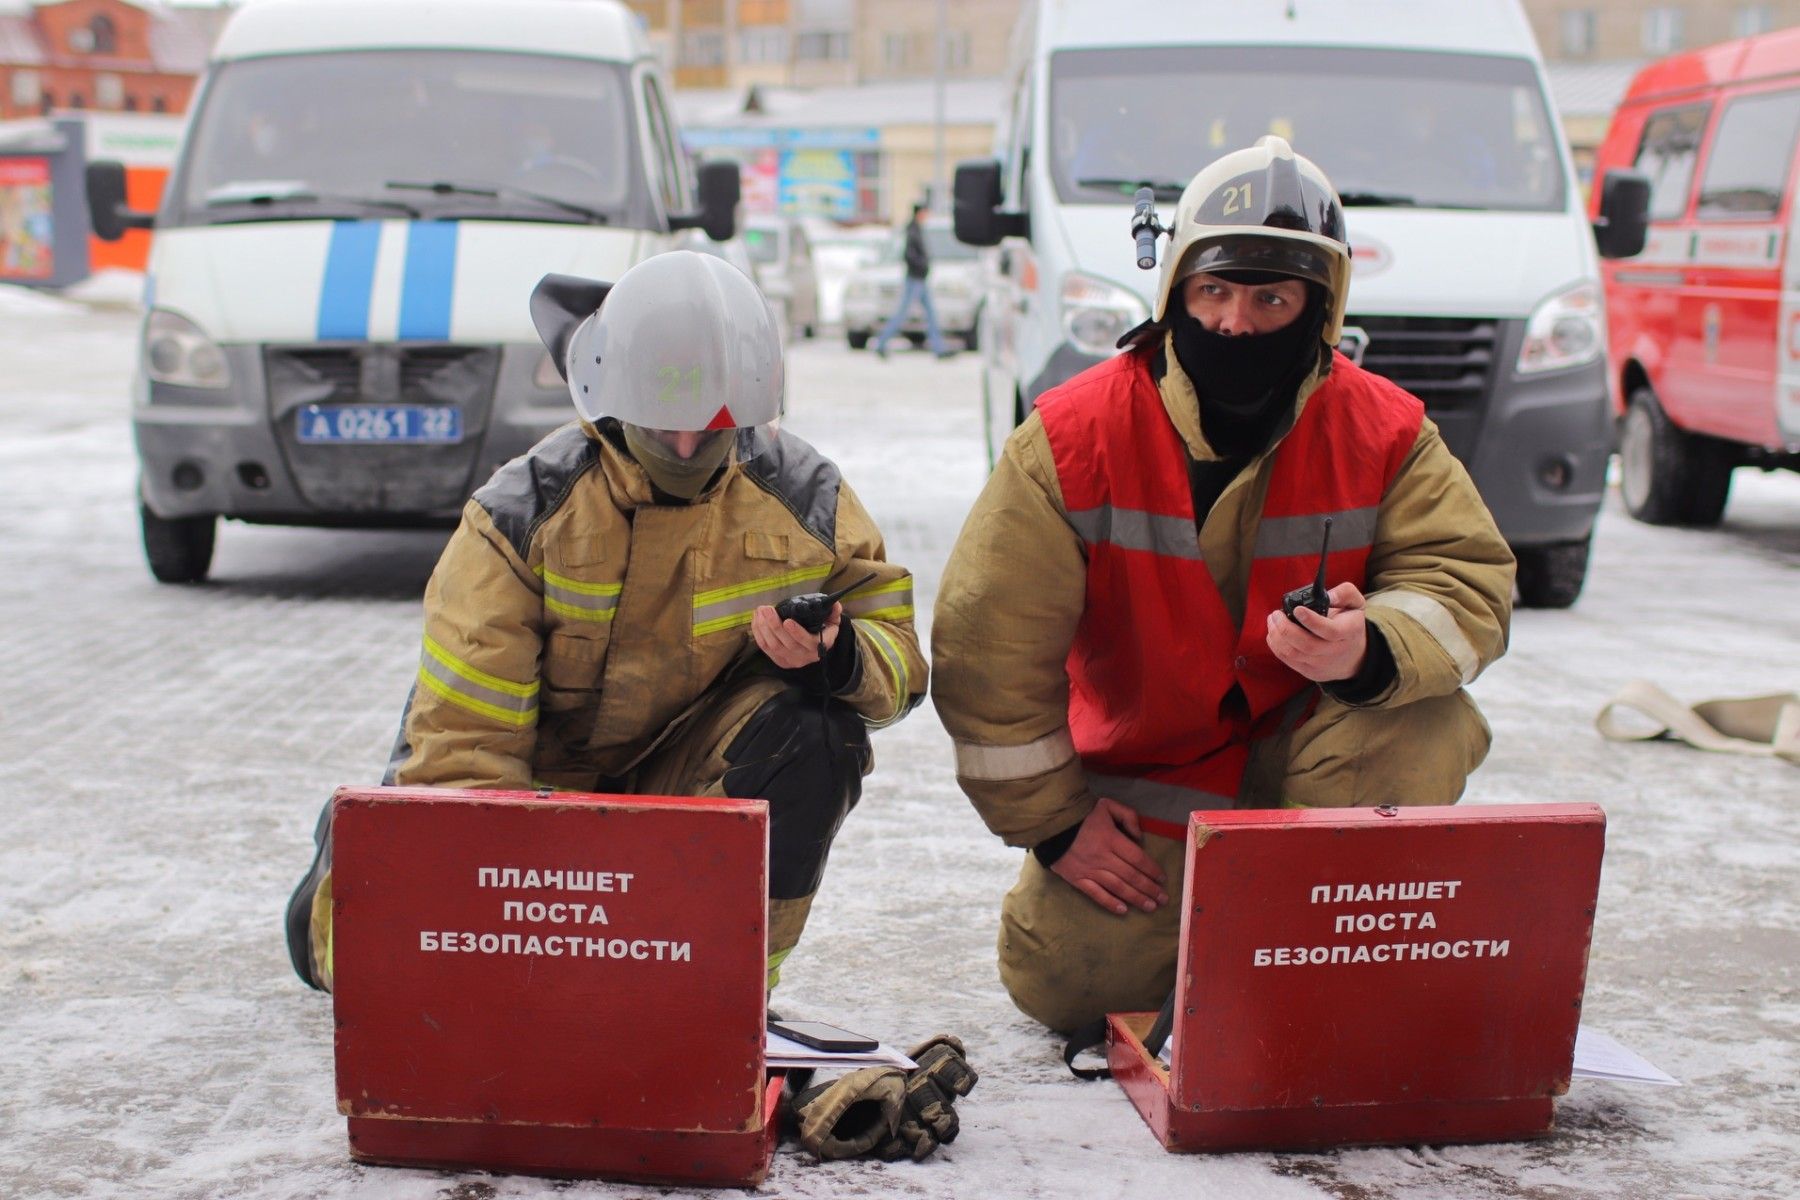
(1108, 803), (1606, 1152)
(330, 786), (779, 1186)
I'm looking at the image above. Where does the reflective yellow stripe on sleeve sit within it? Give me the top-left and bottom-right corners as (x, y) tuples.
(841, 576), (914, 622)
(856, 620), (913, 727)
(418, 634), (539, 727)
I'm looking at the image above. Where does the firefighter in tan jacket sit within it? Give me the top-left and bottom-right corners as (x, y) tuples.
(932, 138), (1514, 1034)
(288, 252), (926, 994)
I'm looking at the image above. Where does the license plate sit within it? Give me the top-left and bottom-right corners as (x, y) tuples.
(296, 404), (462, 444)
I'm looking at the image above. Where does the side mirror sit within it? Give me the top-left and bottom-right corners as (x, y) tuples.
(954, 159), (1028, 247)
(1593, 168), (1650, 260)
(672, 159), (740, 242)
(86, 160), (154, 242)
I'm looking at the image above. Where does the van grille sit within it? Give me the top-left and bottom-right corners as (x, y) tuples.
(1341, 315), (1497, 410)
(265, 345), (493, 402)
(263, 343), (501, 514)
(272, 347), (362, 399)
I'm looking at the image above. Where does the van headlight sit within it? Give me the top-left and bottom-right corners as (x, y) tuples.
(1517, 283), (1603, 375)
(1062, 272), (1148, 358)
(143, 309), (230, 389)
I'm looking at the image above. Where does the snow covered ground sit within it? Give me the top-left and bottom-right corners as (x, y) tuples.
(1, 287), (1796, 1200)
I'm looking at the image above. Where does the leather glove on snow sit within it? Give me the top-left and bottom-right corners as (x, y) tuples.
(793, 1066), (907, 1161)
(877, 1035), (980, 1161)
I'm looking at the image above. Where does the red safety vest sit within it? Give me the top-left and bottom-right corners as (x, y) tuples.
(1037, 349), (1423, 839)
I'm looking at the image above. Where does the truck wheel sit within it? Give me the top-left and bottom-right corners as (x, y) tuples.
(847, 330), (870, 350)
(962, 324), (980, 352)
(1514, 537), (1590, 610)
(1619, 387), (1734, 527)
(141, 504), (216, 584)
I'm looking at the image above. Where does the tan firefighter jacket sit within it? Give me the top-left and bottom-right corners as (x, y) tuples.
(394, 423), (927, 791)
(932, 340), (1515, 849)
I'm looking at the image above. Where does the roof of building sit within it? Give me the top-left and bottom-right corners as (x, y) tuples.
(1543, 58), (1647, 119)
(0, 1), (215, 74)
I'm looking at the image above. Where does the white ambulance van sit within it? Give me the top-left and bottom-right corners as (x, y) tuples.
(954, 0), (1648, 607)
(86, 0), (738, 583)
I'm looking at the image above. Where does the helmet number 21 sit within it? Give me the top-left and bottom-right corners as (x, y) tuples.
(657, 366), (703, 403)
(1221, 182), (1254, 217)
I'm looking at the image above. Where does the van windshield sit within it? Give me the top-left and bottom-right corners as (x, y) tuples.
(170, 50), (652, 228)
(1049, 46), (1566, 213)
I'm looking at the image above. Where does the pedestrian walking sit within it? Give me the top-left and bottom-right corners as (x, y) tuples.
(875, 204), (953, 360)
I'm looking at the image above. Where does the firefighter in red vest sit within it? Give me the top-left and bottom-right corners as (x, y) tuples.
(932, 137), (1516, 1034)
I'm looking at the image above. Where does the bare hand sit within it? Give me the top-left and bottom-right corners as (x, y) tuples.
(751, 602), (841, 669)
(1049, 796), (1170, 915)
(1265, 581), (1368, 682)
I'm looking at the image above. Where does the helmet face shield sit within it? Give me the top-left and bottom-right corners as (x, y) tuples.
(1175, 234), (1338, 293)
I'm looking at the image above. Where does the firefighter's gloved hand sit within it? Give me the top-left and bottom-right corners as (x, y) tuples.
(793, 1066), (906, 1161)
(877, 1035), (980, 1161)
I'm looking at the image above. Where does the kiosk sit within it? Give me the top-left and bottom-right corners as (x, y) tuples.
(1107, 803), (1606, 1152)
(329, 786), (781, 1186)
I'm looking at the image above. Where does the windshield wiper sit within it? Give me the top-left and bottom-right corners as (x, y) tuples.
(1077, 177), (1187, 199)
(387, 180), (610, 224)
(203, 189), (421, 218)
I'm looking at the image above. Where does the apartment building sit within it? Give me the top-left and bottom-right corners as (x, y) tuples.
(0, 0), (220, 120)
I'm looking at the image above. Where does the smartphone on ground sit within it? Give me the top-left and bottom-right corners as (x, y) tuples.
(767, 1018), (878, 1053)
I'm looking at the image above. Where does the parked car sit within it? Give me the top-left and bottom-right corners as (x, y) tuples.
(84, 0), (739, 584)
(742, 214), (819, 340)
(806, 220), (888, 328)
(842, 219), (981, 351)
(954, 0), (1648, 608)
(1594, 24), (1800, 527)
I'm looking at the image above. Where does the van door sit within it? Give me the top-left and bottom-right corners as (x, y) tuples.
(1685, 86), (1800, 446)
(1623, 103), (1708, 425)
(1781, 110), (1800, 443)
(983, 69), (1035, 466)
(640, 71), (687, 254)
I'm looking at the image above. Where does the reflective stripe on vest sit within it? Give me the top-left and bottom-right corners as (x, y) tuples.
(1037, 350), (1422, 825)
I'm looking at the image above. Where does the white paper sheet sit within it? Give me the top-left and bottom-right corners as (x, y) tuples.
(765, 1031), (917, 1072)
(1572, 1025), (1680, 1086)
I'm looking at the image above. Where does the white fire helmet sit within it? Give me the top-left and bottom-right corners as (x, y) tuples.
(1155, 135), (1352, 348)
(560, 251), (783, 459)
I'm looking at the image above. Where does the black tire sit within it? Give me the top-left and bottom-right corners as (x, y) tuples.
(906, 332), (926, 348)
(141, 504), (216, 584)
(962, 325), (980, 352)
(1619, 387), (1734, 527)
(1514, 537), (1590, 609)
(846, 330), (870, 350)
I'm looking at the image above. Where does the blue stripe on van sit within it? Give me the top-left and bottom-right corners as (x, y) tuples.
(316, 221), (381, 340)
(398, 222), (459, 341)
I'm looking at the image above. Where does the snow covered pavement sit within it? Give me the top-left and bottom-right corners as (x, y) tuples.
(1, 296), (1796, 1199)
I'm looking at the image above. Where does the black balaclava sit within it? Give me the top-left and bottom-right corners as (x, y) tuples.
(1169, 272), (1328, 458)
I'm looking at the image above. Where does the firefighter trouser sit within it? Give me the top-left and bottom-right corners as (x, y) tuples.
(997, 688), (1492, 1034)
(285, 676), (870, 994)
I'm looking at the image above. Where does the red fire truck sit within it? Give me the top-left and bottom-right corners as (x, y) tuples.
(1595, 26), (1800, 525)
